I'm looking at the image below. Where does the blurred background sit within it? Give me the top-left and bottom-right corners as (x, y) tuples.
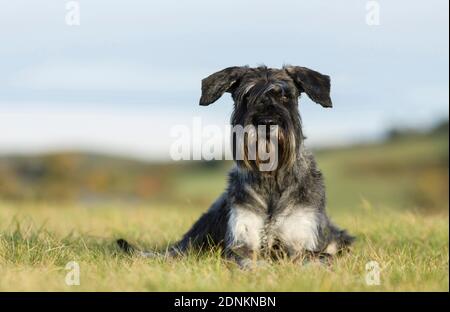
(0, 1), (448, 214)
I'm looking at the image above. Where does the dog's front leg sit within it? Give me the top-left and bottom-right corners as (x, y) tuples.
(275, 207), (353, 261)
(225, 206), (265, 269)
(275, 208), (322, 261)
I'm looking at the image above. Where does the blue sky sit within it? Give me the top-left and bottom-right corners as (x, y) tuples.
(0, 0), (448, 160)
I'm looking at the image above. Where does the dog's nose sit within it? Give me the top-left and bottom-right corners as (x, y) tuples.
(257, 116), (277, 126)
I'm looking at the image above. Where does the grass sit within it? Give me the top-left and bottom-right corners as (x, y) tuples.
(0, 202), (447, 291)
(0, 132), (448, 291)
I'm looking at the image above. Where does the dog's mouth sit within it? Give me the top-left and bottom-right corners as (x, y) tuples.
(233, 121), (296, 173)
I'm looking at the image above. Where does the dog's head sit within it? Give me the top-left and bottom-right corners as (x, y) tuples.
(199, 65), (332, 172)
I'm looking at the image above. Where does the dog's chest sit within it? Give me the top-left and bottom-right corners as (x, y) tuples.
(241, 184), (315, 251)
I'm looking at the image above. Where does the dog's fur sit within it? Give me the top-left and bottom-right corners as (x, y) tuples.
(118, 65), (354, 267)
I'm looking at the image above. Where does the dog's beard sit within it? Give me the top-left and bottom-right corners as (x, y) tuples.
(234, 124), (297, 173)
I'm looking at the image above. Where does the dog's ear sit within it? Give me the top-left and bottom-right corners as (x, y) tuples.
(199, 66), (248, 106)
(284, 66), (332, 108)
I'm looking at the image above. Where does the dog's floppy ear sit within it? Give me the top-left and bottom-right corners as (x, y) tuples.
(199, 66), (248, 106)
(284, 66), (332, 108)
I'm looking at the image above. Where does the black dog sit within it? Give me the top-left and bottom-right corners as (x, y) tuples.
(118, 65), (354, 268)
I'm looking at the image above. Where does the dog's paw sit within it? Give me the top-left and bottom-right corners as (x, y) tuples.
(301, 255), (333, 269)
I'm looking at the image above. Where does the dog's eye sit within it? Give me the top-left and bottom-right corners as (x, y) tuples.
(268, 88), (282, 97)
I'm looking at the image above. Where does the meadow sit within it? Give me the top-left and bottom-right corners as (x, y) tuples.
(0, 128), (448, 291)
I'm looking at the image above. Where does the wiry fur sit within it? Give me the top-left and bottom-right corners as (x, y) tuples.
(118, 65), (354, 267)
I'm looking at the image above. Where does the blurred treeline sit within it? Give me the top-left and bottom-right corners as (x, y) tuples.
(0, 120), (448, 212)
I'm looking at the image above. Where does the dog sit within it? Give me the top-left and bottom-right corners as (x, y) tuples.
(118, 65), (354, 268)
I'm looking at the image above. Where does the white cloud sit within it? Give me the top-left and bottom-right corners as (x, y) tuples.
(0, 105), (174, 160)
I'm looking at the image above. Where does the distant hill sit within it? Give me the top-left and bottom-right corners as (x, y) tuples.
(386, 119), (449, 141)
(0, 150), (230, 202)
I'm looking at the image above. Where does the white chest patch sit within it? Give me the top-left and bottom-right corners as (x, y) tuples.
(227, 206), (265, 251)
(275, 208), (319, 252)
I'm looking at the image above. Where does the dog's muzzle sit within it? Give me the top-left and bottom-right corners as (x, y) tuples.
(256, 116), (278, 126)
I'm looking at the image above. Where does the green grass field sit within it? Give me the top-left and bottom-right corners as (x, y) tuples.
(0, 132), (448, 291)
